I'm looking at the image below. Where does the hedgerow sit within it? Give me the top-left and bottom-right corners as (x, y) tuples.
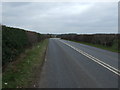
(57, 34), (119, 52)
(2, 25), (49, 66)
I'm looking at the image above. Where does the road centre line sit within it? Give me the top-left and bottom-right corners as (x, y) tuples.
(59, 40), (120, 76)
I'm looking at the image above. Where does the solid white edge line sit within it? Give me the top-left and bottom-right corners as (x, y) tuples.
(59, 40), (120, 76)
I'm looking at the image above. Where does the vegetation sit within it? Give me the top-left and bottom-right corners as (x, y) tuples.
(2, 24), (119, 88)
(57, 34), (119, 53)
(2, 39), (48, 88)
(2, 25), (50, 66)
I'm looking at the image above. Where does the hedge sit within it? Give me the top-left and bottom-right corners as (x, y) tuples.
(2, 25), (49, 66)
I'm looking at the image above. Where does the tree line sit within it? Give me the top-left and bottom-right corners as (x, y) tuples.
(2, 25), (51, 66)
(2, 25), (120, 66)
(57, 33), (120, 52)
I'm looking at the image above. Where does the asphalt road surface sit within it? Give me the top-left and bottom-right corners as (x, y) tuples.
(39, 38), (119, 88)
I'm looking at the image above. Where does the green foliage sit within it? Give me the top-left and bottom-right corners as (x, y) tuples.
(2, 39), (48, 88)
(2, 25), (47, 66)
(57, 34), (120, 53)
(2, 26), (28, 65)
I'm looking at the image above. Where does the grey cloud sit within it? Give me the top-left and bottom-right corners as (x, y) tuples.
(3, 2), (32, 7)
(2, 2), (118, 34)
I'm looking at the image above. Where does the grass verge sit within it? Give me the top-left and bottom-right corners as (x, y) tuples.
(2, 39), (49, 88)
(67, 40), (119, 53)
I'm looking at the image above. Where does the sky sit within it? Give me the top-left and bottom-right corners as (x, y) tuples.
(2, 2), (118, 34)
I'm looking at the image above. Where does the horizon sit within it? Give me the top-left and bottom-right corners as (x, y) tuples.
(2, 24), (119, 35)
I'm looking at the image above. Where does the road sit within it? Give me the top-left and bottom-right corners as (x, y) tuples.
(39, 38), (119, 88)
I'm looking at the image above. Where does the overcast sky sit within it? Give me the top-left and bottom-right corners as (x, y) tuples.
(2, 2), (118, 34)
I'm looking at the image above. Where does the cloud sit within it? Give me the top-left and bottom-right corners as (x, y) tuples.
(2, 2), (118, 34)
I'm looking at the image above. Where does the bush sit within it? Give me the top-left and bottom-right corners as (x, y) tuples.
(57, 33), (119, 52)
(2, 25), (48, 66)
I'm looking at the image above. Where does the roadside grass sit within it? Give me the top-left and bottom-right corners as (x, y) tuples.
(67, 40), (119, 53)
(0, 74), (2, 89)
(2, 39), (49, 88)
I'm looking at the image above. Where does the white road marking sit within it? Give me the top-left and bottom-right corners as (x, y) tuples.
(45, 58), (47, 62)
(59, 40), (120, 76)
